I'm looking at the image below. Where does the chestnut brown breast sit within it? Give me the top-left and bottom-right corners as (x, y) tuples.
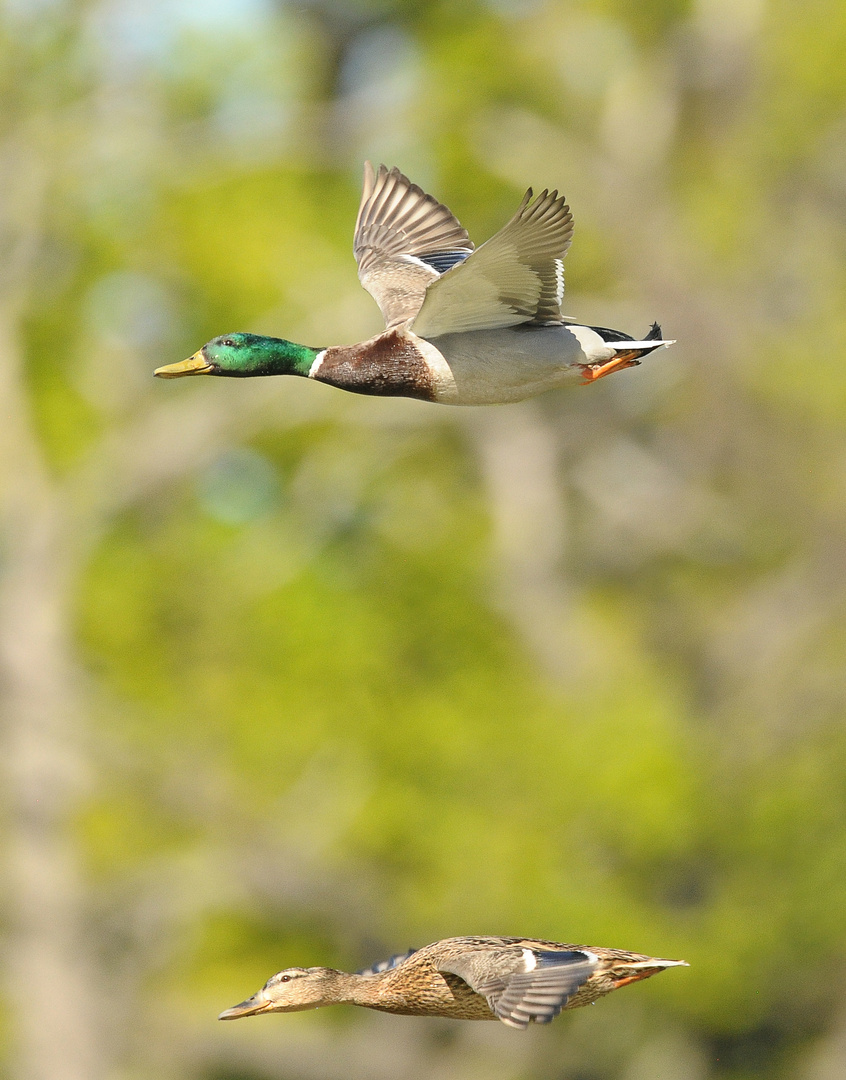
(314, 330), (437, 402)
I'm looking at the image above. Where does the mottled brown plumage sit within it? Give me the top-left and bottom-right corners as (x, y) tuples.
(219, 935), (687, 1030)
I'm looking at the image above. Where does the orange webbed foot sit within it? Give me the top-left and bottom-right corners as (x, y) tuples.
(580, 352), (642, 384)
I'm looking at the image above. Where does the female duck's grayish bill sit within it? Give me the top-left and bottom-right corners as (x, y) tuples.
(155, 164), (674, 405)
(218, 935), (687, 1030)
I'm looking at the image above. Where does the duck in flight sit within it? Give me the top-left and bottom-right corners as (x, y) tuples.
(156, 164), (674, 405)
(219, 935), (686, 1029)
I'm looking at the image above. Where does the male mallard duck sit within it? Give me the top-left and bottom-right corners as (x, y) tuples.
(219, 936), (687, 1029)
(155, 164), (674, 405)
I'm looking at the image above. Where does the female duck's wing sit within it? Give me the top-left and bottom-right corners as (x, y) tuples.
(356, 949), (417, 977)
(410, 188), (574, 339)
(354, 163), (474, 330)
(438, 945), (597, 1030)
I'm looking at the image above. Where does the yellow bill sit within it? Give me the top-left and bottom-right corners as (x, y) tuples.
(154, 351), (213, 378)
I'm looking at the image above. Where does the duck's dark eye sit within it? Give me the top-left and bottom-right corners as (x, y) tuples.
(279, 974), (291, 983)
(221, 338), (235, 348)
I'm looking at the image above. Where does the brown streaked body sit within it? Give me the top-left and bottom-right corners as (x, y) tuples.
(219, 935), (687, 1030)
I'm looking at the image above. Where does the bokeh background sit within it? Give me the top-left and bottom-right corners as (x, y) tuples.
(2, 1), (846, 1078)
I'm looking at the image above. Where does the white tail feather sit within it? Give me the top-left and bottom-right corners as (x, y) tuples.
(614, 339), (675, 351)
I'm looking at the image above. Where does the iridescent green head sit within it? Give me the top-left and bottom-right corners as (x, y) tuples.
(155, 333), (321, 379)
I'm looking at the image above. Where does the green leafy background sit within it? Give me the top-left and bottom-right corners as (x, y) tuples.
(2, 2), (845, 1079)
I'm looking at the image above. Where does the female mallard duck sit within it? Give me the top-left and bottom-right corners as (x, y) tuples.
(156, 164), (674, 405)
(219, 936), (686, 1029)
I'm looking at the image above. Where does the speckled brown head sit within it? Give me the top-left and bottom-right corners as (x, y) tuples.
(219, 967), (351, 1018)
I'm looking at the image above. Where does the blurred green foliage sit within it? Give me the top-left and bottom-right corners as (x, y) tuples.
(2, 2), (846, 1080)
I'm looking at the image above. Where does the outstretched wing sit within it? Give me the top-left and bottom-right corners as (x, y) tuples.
(357, 949), (417, 978)
(410, 188), (574, 339)
(354, 163), (474, 329)
(438, 947), (597, 1030)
